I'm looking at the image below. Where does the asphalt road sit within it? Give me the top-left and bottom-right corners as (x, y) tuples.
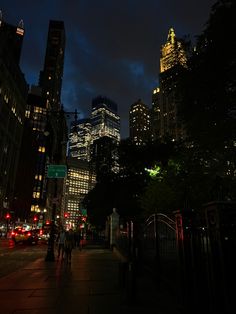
(0, 238), (47, 278)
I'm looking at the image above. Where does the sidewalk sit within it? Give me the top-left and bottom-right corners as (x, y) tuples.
(0, 242), (181, 314)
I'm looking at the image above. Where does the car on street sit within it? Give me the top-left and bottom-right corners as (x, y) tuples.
(11, 228), (38, 245)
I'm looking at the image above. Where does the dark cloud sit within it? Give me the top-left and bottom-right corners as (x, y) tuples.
(0, 0), (216, 137)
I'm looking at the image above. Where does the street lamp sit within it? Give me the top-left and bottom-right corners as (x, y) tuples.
(44, 108), (78, 262)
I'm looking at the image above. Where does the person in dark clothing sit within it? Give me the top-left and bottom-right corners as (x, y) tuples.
(56, 228), (66, 260)
(74, 229), (81, 250)
(64, 229), (75, 263)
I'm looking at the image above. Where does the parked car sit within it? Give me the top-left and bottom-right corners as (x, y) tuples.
(32, 228), (49, 244)
(11, 228), (38, 245)
(26, 229), (39, 245)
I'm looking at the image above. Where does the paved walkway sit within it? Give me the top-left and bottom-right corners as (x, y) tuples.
(0, 243), (181, 314)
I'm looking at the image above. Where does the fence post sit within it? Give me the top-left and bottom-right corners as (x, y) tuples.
(154, 214), (160, 267)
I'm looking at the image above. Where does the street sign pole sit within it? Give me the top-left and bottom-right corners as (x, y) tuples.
(45, 178), (57, 262)
(45, 164), (67, 262)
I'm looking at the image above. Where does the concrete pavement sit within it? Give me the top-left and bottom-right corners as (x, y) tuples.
(0, 242), (181, 314)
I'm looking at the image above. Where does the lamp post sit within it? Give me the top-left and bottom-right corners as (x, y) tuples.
(45, 178), (57, 261)
(44, 108), (77, 262)
(5, 212), (11, 238)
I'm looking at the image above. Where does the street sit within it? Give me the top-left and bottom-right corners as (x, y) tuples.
(0, 238), (46, 278)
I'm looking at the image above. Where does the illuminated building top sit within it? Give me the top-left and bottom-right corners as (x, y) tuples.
(160, 27), (187, 73)
(16, 19), (24, 36)
(91, 96), (120, 142)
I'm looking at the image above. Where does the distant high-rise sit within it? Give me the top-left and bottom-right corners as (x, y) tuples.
(129, 99), (150, 145)
(158, 28), (187, 141)
(37, 20), (67, 222)
(24, 86), (49, 215)
(91, 96), (120, 142)
(150, 87), (161, 141)
(0, 13), (28, 214)
(160, 28), (187, 74)
(39, 20), (65, 112)
(62, 158), (96, 228)
(68, 118), (92, 161)
(90, 96), (120, 178)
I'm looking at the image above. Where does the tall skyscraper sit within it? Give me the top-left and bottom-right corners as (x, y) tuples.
(68, 118), (92, 161)
(0, 13), (28, 215)
(67, 95), (120, 180)
(62, 158), (96, 229)
(24, 86), (49, 216)
(39, 20), (65, 112)
(160, 28), (187, 73)
(150, 87), (161, 141)
(129, 99), (151, 145)
(36, 20), (67, 222)
(90, 96), (120, 178)
(91, 96), (120, 142)
(157, 28), (187, 141)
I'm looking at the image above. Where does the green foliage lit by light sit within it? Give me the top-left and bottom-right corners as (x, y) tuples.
(145, 164), (161, 179)
(145, 159), (181, 180)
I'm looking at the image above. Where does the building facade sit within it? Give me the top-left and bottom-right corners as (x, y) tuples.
(68, 118), (92, 161)
(0, 14), (28, 219)
(158, 28), (187, 141)
(150, 87), (161, 141)
(62, 158), (96, 229)
(129, 99), (151, 145)
(91, 96), (120, 143)
(40, 20), (67, 218)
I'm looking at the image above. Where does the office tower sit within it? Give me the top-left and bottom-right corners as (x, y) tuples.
(150, 87), (161, 141)
(160, 28), (187, 73)
(158, 28), (187, 141)
(90, 96), (120, 179)
(39, 20), (65, 112)
(63, 158), (96, 228)
(91, 96), (120, 142)
(0, 13), (28, 215)
(38, 20), (67, 223)
(92, 136), (119, 181)
(68, 118), (92, 161)
(129, 99), (151, 145)
(25, 87), (49, 215)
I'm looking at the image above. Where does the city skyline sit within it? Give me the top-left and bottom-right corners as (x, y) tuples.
(0, 0), (215, 138)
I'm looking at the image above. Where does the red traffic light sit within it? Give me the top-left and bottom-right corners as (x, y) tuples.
(33, 216), (38, 221)
(5, 213), (11, 219)
(64, 212), (69, 218)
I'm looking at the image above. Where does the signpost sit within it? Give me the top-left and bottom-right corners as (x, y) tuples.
(47, 164), (67, 178)
(45, 164), (67, 262)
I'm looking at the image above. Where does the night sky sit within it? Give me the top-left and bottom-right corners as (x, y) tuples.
(1, 0), (215, 138)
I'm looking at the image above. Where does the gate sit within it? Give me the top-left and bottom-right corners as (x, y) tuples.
(141, 213), (181, 304)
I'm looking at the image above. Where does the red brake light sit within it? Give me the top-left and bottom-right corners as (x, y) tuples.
(11, 232), (15, 236)
(27, 232), (31, 236)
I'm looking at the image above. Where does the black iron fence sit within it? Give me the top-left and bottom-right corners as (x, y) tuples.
(115, 201), (236, 313)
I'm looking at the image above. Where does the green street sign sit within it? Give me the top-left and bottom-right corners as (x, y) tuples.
(47, 164), (67, 178)
(81, 208), (87, 216)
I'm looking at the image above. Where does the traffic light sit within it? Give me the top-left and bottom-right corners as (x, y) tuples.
(33, 215), (38, 222)
(5, 213), (11, 219)
(64, 212), (69, 218)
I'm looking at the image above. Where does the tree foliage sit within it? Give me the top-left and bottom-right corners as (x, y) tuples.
(174, 0), (236, 201)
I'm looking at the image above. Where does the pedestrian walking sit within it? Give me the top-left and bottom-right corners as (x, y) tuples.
(56, 228), (66, 260)
(64, 229), (75, 264)
(74, 229), (82, 250)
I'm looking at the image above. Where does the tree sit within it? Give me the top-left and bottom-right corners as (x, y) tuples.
(175, 0), (236, 201)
